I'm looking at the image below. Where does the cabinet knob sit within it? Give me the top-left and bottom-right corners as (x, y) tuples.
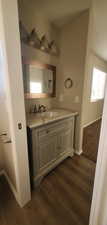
(46, 130), (49, 134)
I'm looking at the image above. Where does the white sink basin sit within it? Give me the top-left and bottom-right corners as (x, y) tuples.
(40, 111), (59, 118)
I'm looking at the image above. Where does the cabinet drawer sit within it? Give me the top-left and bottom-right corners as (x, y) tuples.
(38, 117), (74, 138)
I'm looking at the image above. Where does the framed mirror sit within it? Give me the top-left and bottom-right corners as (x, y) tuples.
(22, 60), (56, 99)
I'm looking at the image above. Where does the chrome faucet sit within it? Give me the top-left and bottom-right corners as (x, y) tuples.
(38, 104), (46, 113)
(30, 104), (46, 113)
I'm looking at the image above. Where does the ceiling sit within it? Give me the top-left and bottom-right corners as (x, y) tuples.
(19, 0), (91, 27)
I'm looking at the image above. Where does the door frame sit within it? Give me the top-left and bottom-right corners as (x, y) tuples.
(89, 80), (107, 223)
(0, 0), (31, 207)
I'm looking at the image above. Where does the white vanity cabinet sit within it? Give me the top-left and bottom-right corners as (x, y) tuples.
(28, 116), (75, 187)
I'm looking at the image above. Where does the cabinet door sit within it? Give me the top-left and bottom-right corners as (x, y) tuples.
(38, 133), (57, 170)
(57, 127), (73, 156)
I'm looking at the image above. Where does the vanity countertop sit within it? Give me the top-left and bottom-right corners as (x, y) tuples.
(27, 108), (78, 129)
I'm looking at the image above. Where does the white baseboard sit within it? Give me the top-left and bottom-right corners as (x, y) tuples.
(75, 149), (83, 155)
(83, 117), (102, 128)
(0, 170), (20, 206)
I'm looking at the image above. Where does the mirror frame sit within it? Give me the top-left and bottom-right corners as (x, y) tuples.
(22, 59), (56, 99)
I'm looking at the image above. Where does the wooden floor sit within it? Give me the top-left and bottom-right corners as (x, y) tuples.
(83, 119), (101, 162)
(0, 155), (95, 225)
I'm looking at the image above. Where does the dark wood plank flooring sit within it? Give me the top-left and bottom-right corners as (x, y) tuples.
(83, 119), (101, 162)
(0, 155), (95, 225)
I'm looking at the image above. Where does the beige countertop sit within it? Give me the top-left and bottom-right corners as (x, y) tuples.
(27, 108), (78, 129)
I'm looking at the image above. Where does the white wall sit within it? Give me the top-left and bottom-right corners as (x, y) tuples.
(0, 45), (5, 172)
(0, 25), (16, 184)
(86, 1), (107, 224)
(0, 0), (31, 206)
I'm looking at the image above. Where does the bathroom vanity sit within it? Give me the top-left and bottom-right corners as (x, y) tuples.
(23, 60), (78, 187)
(27, 109), (78, 187)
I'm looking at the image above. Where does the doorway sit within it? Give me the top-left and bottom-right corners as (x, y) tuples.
(83, 119), (101, 162)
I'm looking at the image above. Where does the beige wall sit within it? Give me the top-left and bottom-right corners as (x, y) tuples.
(81, 8), (107, 128)
(18, 1), (60, 113)
(53, 11), (89, 151)
(79, 9), (107, 152)
(0, 144), (3, 171)
(20, 9), (89, 152)
(22, 43), (59, 113)
(82, 53), (107, 127)
(18, 0), (60, 48)
(92, 0), (107, 61)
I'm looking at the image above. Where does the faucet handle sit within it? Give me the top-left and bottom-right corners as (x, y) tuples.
(43, 106), (46, 112)
(34, 104), (38, 113)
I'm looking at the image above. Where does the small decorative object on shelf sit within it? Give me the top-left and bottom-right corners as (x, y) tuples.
(64, 78), (73, 89)
(48, 40), (58, 55)
(48, 40), (54, 49)
(19, 20), (59, 56)
(28, 28), (41, 48)
(40, 35), (49, 51)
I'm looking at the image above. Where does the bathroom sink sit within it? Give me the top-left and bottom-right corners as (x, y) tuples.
(40, 111), (59, 118)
